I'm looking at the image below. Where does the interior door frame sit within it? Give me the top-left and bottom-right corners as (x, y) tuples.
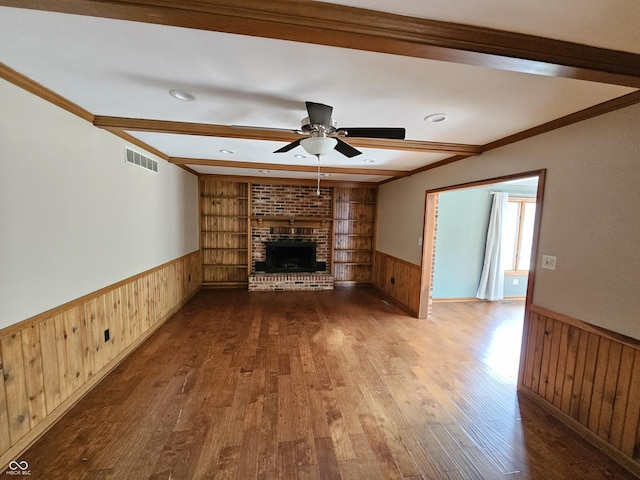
(418, 169), (547, 319)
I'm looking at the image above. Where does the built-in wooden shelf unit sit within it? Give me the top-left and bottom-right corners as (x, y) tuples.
(200, 179), (250, 286)
(332, 186), (377, 284)
(199, 180), (377, 286)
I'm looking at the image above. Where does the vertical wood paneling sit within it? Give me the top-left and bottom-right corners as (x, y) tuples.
(1, 332), (30, 443)
(127, 281), (140, 345)
(83, 297), (102, 380)
(521, 311), (539, 391)
(569, 330), (589, 420)
(38, 316), (63, 414)
(62, 306), (86, 394)
(0, 251), (200, 465)
(372, 251), (421, 316)
(609, 346), (636, 449)
(551, 323), (570, 408)
(530, 314), (546, 393)
(598, 341), (623, 440)
(560, 325), (580, 413)
(588, 337), (611, 433)
(578, 333), (600, 426)
(621, 350), (640, 458)
(519, 305), (640, 470)
(20, 325), (47, 429)
(0, 347), (10, 453)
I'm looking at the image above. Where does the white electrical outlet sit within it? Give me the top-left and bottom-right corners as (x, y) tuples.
(542, 255), (557, 270)
(512, 278), (519, 286)
(418, 236), (422, 246)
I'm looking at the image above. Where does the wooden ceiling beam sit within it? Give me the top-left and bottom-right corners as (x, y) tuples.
(2, 0), (639, 87)
(170, 157), (411, 177)
(93, 116), (482, 155)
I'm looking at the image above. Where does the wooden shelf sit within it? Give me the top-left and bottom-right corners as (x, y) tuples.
(334, 233), (374, 237)
(200, 195), (248, 199)
(334, 219), (374, 222)
(203, 264), (247, 268)
(334, 262), (373, 266)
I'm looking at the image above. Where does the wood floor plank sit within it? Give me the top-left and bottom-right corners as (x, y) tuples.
(17, 289), (637, 479)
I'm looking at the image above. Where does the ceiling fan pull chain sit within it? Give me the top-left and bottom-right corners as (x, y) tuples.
(316, 154), (321, 195)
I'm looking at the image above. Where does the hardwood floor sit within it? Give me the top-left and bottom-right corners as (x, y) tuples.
(20, 288), (636, 479)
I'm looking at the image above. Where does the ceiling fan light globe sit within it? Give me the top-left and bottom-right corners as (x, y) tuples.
(300, 137), (337, 156)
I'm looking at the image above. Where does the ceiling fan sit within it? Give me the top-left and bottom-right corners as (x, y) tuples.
(273, 101), (406, 158)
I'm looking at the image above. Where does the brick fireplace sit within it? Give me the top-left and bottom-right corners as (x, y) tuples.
(249, 184), (334, 290)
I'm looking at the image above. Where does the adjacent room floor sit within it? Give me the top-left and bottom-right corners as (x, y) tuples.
(21, 288), (635, 479)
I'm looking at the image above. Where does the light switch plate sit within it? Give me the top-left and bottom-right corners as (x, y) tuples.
(542, 255), (557, 270)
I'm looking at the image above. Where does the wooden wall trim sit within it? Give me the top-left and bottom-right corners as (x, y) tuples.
(0, 250), (200, 337)
(0, 62), (94, 122)
(518, 304), (640, 476)
(0, 251), (201, 469)
(197, 175), (380, 189)
(529, 304), (640, 350)
(483, 91), (640, 153)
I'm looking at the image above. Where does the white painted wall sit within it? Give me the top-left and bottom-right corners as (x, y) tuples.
(0, 79), (199, 329)
(377, 102), (640, 339)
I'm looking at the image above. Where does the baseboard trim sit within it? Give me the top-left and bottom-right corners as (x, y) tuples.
(373, 285), (419, 317)
(518, 387), (640, 478)
(432, 296), (526, 303)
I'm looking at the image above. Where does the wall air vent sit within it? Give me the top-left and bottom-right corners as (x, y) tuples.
(125, 147), (158, 173)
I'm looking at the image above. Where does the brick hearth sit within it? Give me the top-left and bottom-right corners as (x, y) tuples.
(248, 272), (334, 291)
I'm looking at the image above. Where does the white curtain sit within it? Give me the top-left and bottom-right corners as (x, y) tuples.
(476, 192), (509, 301)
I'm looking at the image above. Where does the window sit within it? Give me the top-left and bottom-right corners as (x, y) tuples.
(502, 197), (536, 274)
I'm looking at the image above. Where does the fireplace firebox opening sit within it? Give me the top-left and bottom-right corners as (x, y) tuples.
(264, 241), (318, 273)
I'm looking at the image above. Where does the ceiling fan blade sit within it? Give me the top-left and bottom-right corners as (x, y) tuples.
(274, 138), (302, 153)
(334, 138), (362, 158)
(339, 127), (406, 139)
(306, 101), (333, 128)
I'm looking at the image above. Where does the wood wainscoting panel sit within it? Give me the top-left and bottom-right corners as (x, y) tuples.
(373, 251), (421, 316)
(519, 304), (640, 474)
(0, 251), (201, 469)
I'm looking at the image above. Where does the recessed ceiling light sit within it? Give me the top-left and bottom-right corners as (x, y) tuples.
(424, 113), (448, 123)
(363, 159), (375, 163)
(169, 89), (195, 101)
(294, 154), (308, 159)
(219, 149), (234, 154)
(258, 169), (270, 174)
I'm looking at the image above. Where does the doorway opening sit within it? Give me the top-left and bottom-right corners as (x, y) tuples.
(418, 170), (545, 319)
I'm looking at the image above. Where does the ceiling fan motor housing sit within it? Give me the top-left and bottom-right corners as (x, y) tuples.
(301, 117), (339, 137)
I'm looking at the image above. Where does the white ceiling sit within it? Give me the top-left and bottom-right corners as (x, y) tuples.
(0, 2), (638, 183)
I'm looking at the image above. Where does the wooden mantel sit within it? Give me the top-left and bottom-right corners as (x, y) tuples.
(250, 216), (332, 229)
